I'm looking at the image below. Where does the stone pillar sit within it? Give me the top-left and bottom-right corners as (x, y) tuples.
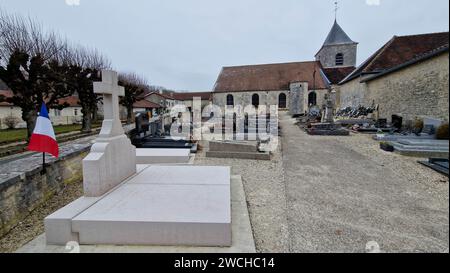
(289, 82), (308, 116)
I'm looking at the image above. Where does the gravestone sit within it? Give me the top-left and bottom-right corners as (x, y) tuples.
(289, 82), (306, 116)
(45, 70), (232, 247)
(135, 112), (149, 137)
(321, 92), (334, 123)
(422, 125), (436, 135)
(83, 70), (136, 197)
(306, 90), (349, 136)
(392, 115), (403, 130)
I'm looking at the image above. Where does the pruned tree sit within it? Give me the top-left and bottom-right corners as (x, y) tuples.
(0, 11), (72, 139)
(0, 50), (73, 139)
(62, 45), (110, 132)
(119, 72), (148, 124)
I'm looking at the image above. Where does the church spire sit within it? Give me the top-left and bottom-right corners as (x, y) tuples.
(334, 1), (339, 20)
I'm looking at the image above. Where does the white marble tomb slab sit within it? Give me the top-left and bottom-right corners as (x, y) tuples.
(70, 166), (231, 247)
(135, 148), (190, 164)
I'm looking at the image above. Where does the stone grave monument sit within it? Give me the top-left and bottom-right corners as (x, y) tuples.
(83, 70), (136, 197)
(306, 90), (349, 136)
(44, 70), (232, 247)
(206, 140), (270, 160)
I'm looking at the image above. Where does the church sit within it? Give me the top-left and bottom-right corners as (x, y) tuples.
(212, 19), (358, 114)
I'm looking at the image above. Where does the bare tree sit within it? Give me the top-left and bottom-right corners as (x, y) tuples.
(0, 10), (72, 138)
(62, 44), (111, 132)
(0, 9), (65, 65)
(119, 72), (149, 124)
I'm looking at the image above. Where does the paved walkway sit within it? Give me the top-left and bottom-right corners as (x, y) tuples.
(280, 113), (449, 253)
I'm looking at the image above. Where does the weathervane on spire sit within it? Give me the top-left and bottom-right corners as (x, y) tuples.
(334, 1), (339, 20)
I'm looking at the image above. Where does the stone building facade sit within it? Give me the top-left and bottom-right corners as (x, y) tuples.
(212, 20), (357, 113)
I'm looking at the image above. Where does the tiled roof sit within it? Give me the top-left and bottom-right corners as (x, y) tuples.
(364, 32), (449, 72)
(322, 20), (357, 46)
(0, 90), (13, 106)
(133, 99), (163, 109)
(56, 96), (80, 107)
(322, 66), (356, 84)
(172, 92), (212, 101)
(143, 91), (175, 100)
(213, 61), (327, 93)
(340, 32), (449, 84)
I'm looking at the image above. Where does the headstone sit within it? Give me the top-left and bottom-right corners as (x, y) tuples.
(423, 117), (444, 131)
(422, 125), (435, 135)
(392, 115), (403, 130)
(289, 82), (306, 116)
(82, 70), (137, 197)
(44, 72), (232, 248)
(375, 119), (387, 129)
(135, 112), (149, 135)
(321, 92), (334, 123)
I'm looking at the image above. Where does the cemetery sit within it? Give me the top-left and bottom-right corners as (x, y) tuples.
(0, 2), (448, 255)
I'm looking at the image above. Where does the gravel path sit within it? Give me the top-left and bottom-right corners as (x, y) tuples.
(194, 141), (290, 253)
(281, 113), (449, 253)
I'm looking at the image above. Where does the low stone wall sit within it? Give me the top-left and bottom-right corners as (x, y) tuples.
(0, 144), (90, 238)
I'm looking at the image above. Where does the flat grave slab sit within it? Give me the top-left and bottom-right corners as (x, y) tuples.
(18, 176), (254, 253)
(46, 165), (232, 247)
(209, 141), (258, 153)
(72, 183), (230, 246)
(135, 148), (190, 164)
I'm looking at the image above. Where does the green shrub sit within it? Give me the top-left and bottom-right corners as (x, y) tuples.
(436, 123), (449, 140)
(413, 118), (424, 132)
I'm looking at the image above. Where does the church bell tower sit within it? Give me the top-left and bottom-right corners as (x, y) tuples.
(315, 19), (358, 68)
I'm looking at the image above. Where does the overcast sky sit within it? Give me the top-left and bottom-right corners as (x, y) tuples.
(1, 0), (448, 91)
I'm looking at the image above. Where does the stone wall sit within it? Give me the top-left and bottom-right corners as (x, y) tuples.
(213, 89), (329, 113)
(337, 77), (368, 109)
(316, 43), (357, 68)
(365, 52), (449, 122)
(338, 52), (449, 122)
(0, 145), (90, 237)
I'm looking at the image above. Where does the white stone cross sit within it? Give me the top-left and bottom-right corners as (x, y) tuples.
(94, 70), (125, 138)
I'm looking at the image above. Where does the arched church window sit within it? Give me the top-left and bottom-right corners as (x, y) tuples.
(252, 94), (259, 108)
(308, 92), (317, 106)
(278, 93), (287, 109)
(335, 53), (344, 66)
(226, 94), (234, 106)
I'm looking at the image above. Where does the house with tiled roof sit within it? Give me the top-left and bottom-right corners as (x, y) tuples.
(132, 99), (163, 116)
(338, 32), (449, 122)
(212, 19), (358, 113)
(0, 80), (84, 129)
(171, 92), (212, 111)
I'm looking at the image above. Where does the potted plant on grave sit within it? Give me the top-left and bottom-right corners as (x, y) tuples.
(380, 141), (395, 152)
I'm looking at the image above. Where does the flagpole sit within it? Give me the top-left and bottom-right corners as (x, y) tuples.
(42, 152), (46, 175)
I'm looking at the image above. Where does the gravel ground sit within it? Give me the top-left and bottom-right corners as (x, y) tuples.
(335, 133), (449, 196)
(281, 113), (449, 253)
(194, 141), (290, 253)
(0, 180), (83, 253)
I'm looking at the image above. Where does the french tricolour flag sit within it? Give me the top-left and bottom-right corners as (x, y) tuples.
(28, 103), (59, 158)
